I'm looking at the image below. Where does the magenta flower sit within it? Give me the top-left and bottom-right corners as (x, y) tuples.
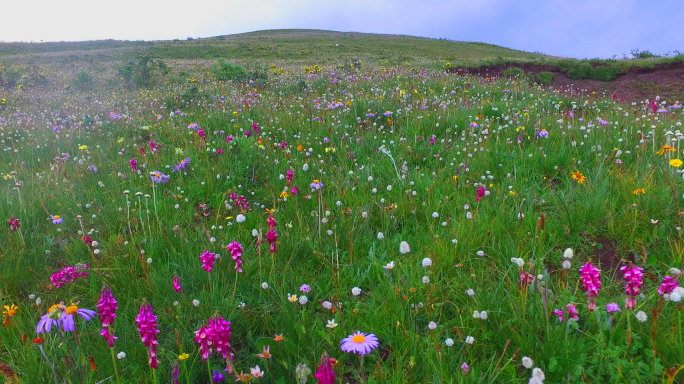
(314, 352), (336, 384)
(267, 229), (278, 254)
(579, 262), (601, 311)
(519, 272), (534, 287)
(7, 216), (19, 231)
(553, 303), (579, 322)
(245, 131), (251, 137)
(50, 264), (88, 288)
(195, 313), (234, 361)
(135, 300), (160, 369)
(97, 284), (118, 347)
(340, 331), (379, 356)
(620, 264), (644, 309)
(460, 362), (469, 373)
(149, 141), (156, 153)
(173, 276), (182, 293)
(286, 169), (294, 186)
(200, 249), (216, 272)
(475, 187), (486, 202)
(267, 216), (277, 229)
(658, 276), (678, 295)
(129, 159), (137, 172)
(195, 323), (212, 361)
(606, 303), (621, 313)
(226, 241), (244, 273)
(226, 135), (233, 143)
(291, 186), (299, 195)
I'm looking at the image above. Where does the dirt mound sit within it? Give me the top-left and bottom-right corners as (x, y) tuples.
(448, 62), (684, 101)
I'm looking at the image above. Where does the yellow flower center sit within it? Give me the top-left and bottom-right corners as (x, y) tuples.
(53, 216), (60, 220)
(352, 334), (366, 343)
(65, 305), (78, 315)
(48, 304), (61, 313)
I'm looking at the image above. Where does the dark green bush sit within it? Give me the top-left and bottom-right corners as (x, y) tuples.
(503, 68), (523, 78)
(589, 65), (623, 81)
(566, 63), (593, 80)
(73, 71), (93, 89)
(211, 60), (248, 81)
(537, 71), (553, 85)
(116, 52), (169, 88)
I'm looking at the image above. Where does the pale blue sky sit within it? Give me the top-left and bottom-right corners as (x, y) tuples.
(1, 0), (681, 58)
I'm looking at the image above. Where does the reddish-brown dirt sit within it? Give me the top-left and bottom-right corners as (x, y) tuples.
(448, 62), (684, 101)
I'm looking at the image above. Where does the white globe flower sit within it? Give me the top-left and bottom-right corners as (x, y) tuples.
(480, 311), (488, 320)
(261, 282), (269, 289)
(428, 321), (437, 330)
(445, 338), (454, 347)
(563, 248), (574, 259)
(635, 311), (648, 323)
(192, 299), (200, 307)
(400, 241), (410, 254)
(322, 301), (332, 310)
(465, 336), (475, 344)
(562, 260), (572, 269)
(466, 289), (475, 296)
(472, 310), (481, 319)
(352, 287), (362, 296)
(421, 257), (432, 268)
(432, 212), (439, 218)
(422, 276), (430, 284)
(298, 296), (308, 305)
(377, 232), (384, 240)
(117, 352), (126, 359)
(236, 214), (246, 223)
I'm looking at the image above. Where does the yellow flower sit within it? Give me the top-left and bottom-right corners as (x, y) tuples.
(117, 137), (124, 143)
(571, 171), (586, 184)
(287, 294), (298, 303)
(657, 145), (676, 155)
(632, 189), (645, 195)
(670, 159), (683, 167)
(78, 145), (88, 150)
(178, 353), (189, 360)
(3, 305), (17, 318)
(509, 190), (515, 195)
(279, 191), (289, 198)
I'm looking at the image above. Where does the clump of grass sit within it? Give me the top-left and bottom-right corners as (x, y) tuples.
(502, 67), (523, 78)
(536, 71), (553, 85)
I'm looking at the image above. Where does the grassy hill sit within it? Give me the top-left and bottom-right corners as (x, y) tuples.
(0, 29), (551, 65)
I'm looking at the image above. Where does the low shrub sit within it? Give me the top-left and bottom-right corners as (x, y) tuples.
(502, 68), (523, 78)
(537, 71), (554, 85)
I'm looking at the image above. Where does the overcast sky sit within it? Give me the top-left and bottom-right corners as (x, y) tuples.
(1, 0), (681, 58)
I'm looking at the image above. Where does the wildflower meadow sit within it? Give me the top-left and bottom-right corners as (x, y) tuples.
(1, 52), (684, 384)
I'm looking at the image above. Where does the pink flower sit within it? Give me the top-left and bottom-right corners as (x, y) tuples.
(314, 352), (336, 384)
(173, 276), (182, 293)
(149, 141), (156, 154)
(620, 264), (644, 309)
(194, 313), (234, 361)
(267, 229), (278, 254)
(267, 216), (277, 229)
(579, 262), (601, 311)
(429, 136), (435, 144)
(7, 216), (19, 231)
(291, 186), (299, 195)
(520, 272), (534, 287)
(50, 265), (88, 288)
(200, 249), (216, 272)
(658, 276), (678, 295)
(135, 301), (160, 369)
(226, 135), (233, 143)
(130, 159), (137, 172)
(553, 303), (579, 322)
(475, 187), (486, 202)
(227, 241), (244, 273)
(96, 284), (118, 347)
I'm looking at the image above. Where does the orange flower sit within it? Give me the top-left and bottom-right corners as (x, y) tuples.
(571, 171), (586, 184)
(274, 334), (284, 342)
(256, 345), (272, 359)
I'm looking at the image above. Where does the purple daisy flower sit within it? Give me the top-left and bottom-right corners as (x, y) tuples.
(37, 304), (96, 334)
(299, 284), (311, 293)
(340, 331), (379, 356)
(173, 158), (190, 172)
(50, 215), (63, 225)
(382, 111), (393, 117)
(150, 171), (169, 184)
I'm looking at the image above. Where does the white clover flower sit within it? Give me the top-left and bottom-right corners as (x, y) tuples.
(261, 282), (269, 289)
(466, 212), (473, 219)
(422, 257), (432, 268)
(522, 357), (533, 369)
(428, 321), (437, 330)
(236, 214), (246, 223)
(352, 287), (362, 296)
(480, 311), (488, 320)
(476, 250), (484, 257)
(377, 232), (384, 240)
(432, 212), (439, 218)
(117, 352), (126, 359)
(635, 311), (648, 323)
(473, 310), (481, 319)
(466, 289), (475, 296)
(465, 336), (475, 344)
(563, 248), (574, 259)
(532, 368), (545, 380)
(386, 185), (392, 191)
(422, 276), (430, 284)
(146, 258), (152, 264)
(445, 338), (454, 347)
(400, 241), (410, 254)
(252, 229), (259, 237)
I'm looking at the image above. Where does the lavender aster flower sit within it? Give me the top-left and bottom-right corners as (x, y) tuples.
(340, 331), (379, 356)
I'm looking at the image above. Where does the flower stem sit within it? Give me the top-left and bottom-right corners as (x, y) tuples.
(110, 347), (121, 384)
